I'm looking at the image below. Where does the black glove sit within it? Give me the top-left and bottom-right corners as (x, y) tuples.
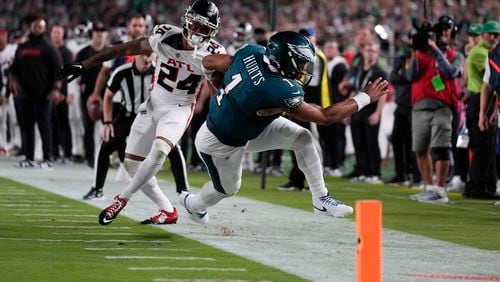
(56, 63), (85, 82)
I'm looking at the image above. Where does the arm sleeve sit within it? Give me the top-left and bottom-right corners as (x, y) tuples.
(432, 48), (463, 78)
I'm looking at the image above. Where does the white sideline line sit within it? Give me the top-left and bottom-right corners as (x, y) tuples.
(106, 256), (215, 261)
(2, 209), (86, 212)
(379, 193), (409, 200)
(27, 219), (96, 223)
(343, 187), (367, 192)
(153, 279), (267, 282)
(0, 199), (56, 203)
(0, 204), (68, 207)
(0, 237), (170, 243)
(53, 232), (139, 236)
(0, 193), (33, 196)
(14, 214), (95, 217)
(85, 247), (190, 252)
(129, 266), (246, 272)
(40, 226), (130, 229)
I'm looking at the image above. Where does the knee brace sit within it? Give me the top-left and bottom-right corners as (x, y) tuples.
(431, 147), (450, 161)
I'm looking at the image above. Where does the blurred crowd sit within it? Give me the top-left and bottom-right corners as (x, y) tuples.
(1, 0), (500, 202)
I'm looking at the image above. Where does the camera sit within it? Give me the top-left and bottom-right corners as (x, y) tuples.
(410, 21), (434, 51)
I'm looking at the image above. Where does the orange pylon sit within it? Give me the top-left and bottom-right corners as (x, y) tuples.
(356, 200), (382, 282)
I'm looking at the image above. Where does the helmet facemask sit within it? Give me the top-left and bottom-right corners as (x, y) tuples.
(181, 7), (219, 48)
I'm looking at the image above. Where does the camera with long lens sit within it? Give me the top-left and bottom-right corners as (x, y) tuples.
(411, 21), (434, 51)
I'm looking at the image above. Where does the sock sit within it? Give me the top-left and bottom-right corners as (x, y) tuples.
(122, 139), (171, 198)
(290, 131), (328, 198)
(188, 182), (229, 212)
(121, 155), (173, 212)
(141, 177), (174, 213)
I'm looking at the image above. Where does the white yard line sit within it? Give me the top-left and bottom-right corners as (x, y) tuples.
(0, 237), (170, 243)
(1, 159), (499, 281)
(40, 226), (131, 229)
(52, 232), (140, 236)
(27, 219), (96, 223)
(85, 247), (190, 252)
(153, 279), (260, 282)
(14, 214), (95, 217)
(0, 204), (68, 207)
(129, 266), (246, 272)
(105, 256), (215, 261)
(0, 199), (56, 203)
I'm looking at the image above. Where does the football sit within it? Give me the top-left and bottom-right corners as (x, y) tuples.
(86, 98), (103, 122)
(210, 71), (224, 89)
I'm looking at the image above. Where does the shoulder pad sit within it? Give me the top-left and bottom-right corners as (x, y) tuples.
(152, 24), (182, 38)
(202, 39), (226, 55)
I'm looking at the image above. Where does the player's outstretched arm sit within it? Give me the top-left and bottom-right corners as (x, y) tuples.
(57, 38), (153, 82)
(286, 77), (388, 125)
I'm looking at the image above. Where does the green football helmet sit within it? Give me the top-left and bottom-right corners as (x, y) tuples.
(265, 31), (316, 82)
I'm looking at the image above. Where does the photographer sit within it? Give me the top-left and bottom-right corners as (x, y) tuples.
(406, 16), (464, 203)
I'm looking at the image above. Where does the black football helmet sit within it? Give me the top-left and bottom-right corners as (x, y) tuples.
(181, 0), (220, 47)
(265, 31), (316, 83)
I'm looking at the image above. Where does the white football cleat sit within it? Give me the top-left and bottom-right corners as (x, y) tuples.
(313, 193), (353, 217)
(179, 191), (209, 224)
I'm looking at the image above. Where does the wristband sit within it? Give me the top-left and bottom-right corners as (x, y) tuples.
(352, 92), (371, 111)
(103, 121), (112, 125)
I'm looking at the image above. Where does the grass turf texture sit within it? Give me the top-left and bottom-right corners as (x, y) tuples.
(0, 177), (305, 282)
(158, 169), (500, 251)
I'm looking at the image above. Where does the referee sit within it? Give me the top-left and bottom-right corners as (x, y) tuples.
(83, 54), (188, 200)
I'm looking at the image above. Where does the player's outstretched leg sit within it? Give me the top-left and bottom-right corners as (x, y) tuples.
(290, 126), (354, 217)
(98, 195), (128, 225)
(179, 191), (209, 224)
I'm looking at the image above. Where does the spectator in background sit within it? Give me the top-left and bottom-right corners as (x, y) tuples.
(75, 22), (108, 168)
(479, 28), (500, 205)
(387, 36), (418, 185)
(346, 42), (387, 184)
(10, 17), (63, 168)
(468, 20), (500, 199)
(464, 23), (483, 56)
(50, 24), (73, 164)
(323, 40), (349, 176)
(227, 22), (253, 55)
(407, 16), (463, 203)
(279, 27), (329, 191)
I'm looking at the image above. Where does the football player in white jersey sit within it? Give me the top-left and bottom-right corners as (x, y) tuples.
(57, 0), (225, 225)
(0, 28), (20, 155)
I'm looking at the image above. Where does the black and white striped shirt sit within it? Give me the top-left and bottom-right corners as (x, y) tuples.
(107, 61), (154, 114)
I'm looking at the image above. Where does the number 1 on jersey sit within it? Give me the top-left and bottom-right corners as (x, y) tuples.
(216, 73), (242, 106)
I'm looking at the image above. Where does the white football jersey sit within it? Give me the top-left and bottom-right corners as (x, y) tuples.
(148, 24), (225, 107)
(0, 44), (17, 96)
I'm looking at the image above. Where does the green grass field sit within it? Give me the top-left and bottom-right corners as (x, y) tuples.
(159, 169), (500, 251)
(0, 177), (305, 282)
